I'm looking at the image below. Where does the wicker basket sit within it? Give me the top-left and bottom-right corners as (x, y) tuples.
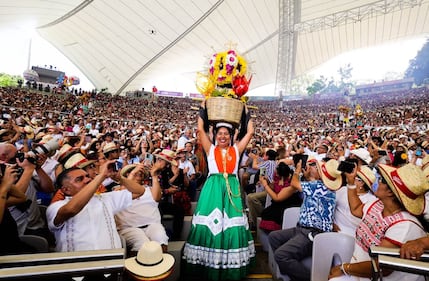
(206, 97), (244, 127)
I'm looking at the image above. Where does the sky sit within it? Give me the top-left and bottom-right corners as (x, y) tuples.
(0, 31), (427, 96)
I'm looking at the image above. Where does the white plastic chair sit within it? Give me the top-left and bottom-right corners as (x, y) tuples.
(269, 207), (310, 281)
(311, 232), (355, 281)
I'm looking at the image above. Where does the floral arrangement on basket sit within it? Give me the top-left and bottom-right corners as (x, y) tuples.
(196, 49), (252, 102)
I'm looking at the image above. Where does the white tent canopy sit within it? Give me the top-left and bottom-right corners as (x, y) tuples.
(1, 0), (428, 95)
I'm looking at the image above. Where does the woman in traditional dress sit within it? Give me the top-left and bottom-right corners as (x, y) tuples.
(183, 103), (255, 280)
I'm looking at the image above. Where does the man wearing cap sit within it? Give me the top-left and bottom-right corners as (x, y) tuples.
(269, 159), (339, 281)
(50, 153), (106, 204)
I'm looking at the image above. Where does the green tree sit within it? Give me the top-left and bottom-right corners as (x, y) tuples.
(0, 73), (22, 87)
(306, 75), (327, 97)
(405, 39), (429, 85)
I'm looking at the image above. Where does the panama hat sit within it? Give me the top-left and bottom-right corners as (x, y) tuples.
(120, 164), (137, 177)
(64, 153), (96, 169)
(356, 165), (376, 189)
(57, 143), (79, 163)
(103, 142), (119, 154)
(378, 163), (429, 216)
(155, 149), (177, 166)
(350, 148), (372, 165)
(125, 241), (174, 279)
(316, 159), (342, 191)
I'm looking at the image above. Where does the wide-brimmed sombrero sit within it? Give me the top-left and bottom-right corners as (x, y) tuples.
(378, 163), (429, 216)
(125, 241), (174, 279)
(316, 159), (342, 191)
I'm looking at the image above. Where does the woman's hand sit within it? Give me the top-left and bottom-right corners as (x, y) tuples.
(328, 264), (344, 279)
(400, 238), (427, 260)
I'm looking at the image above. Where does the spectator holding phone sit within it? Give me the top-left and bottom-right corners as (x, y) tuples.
(269, 158), (340, 281)
(246, 148), (278, 230)
(259, 162), (302, 232)
(329, 163), (428, 281)
(0, 164), (35, 254)
(115, 162), (169, 254)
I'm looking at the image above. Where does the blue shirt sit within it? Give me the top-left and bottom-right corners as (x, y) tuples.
(298, 180), (336, 232)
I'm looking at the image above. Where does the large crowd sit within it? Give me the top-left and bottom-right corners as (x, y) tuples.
(1, 84), (429, 280)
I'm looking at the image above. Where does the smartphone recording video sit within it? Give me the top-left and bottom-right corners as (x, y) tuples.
(293, 154), (309, 170)
(337, 160), (356, 173)
(145, 153), (154, 164)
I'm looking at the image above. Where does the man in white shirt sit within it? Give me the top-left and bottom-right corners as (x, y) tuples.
(46, 160), (146, 252)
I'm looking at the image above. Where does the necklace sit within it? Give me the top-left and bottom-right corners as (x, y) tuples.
(221, 146), (242, 212)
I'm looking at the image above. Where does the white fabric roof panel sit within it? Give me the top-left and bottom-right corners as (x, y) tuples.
(1, 0), (428, 95)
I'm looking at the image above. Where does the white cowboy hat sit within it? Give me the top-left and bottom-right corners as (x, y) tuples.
(125, 241), (174, 279)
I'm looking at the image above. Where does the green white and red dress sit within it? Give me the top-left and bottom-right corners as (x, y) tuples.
(183, 144), (255, 280)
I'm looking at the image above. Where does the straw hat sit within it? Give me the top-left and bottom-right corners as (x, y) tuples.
(120, 164), (137, 177)
(316, 159), (342, 191)
(57, 143), (79, 163)
(421, 155), (429, 179)
(22, 125), (35, 139)
(356, 165), (376, 189)
(422, 141), (429, 149)
(154, 149), (177, 166)
(378, 163), (429, 216)
(103, 142), (119, 154)
(125, 241), (174, 279)
(350, 148), (372, 165)
(64, 153), (96, 169)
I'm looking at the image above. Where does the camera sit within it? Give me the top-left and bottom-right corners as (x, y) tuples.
(16, 139), (60, 165)
(251, 149), (258, 154)
(0, 163), (24, 182)
(259, 167), (266, 177)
